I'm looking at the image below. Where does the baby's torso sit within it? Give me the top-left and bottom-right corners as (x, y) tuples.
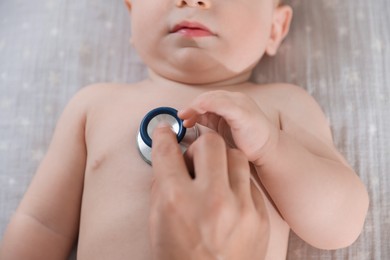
(76, 81), (290, 260)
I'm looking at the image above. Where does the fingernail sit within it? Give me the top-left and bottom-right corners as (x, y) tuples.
(156, 122), (171, 129)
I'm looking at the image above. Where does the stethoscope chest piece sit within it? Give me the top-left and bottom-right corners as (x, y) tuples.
(137, 107), (199, 165)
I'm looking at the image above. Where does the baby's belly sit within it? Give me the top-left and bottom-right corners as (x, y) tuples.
(76, 153), (290, 260)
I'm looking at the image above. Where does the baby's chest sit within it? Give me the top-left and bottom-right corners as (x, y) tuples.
(80, 119), (154, 227)
(78, 143), (154, 258)
(82, 106), (156, 207)
(84, 125), (153, 189)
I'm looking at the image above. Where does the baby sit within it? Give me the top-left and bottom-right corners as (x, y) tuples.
(0, 0), (369, 259)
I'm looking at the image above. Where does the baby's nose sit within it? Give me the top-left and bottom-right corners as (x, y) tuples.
(176, 0), (212, 9)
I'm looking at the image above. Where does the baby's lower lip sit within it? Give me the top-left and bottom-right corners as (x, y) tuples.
(175, 28), (214, 37)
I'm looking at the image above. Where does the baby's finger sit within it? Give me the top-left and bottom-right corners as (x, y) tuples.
(179, 109), (199, 128)
(227, 149), (251, 204)
(179, 91), (249, 129)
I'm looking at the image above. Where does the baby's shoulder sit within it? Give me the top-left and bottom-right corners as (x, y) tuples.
(75, 82), (138, 100)
(70, 82), (142, 109)
(251, 82), (311, 102)
(248, 83), (319, 111)
(254, 82), (332, 141)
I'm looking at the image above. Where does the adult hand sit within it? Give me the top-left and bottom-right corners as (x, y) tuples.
(149, 126), (270, 260)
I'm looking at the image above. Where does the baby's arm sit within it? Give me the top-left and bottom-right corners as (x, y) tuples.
(0, 87), (90, 259)
(179, 86), (369, 250)
(256, 86), (369, 249)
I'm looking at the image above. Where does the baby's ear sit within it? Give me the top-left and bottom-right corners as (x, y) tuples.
(124, 0), (132, 12)
(265, 5), (293, 56)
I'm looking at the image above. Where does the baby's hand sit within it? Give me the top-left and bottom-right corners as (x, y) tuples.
(179, 90), (279, 166)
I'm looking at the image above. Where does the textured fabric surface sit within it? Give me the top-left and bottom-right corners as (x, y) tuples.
(0, 0), (389, 259)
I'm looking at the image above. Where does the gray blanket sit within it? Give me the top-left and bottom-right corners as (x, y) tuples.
(0, 0), (389, 259)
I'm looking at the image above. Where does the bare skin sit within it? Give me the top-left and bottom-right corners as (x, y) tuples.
(1, 0), (369, 259)
(0, 79), (368, 260)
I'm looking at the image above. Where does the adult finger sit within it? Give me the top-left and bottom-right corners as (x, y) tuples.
(182, 149), (195, 179)
(151, 126), (191, 185)
(227, 149), (251, 203)
(249, 176), (269, 221)
(187, 133), (230, 188)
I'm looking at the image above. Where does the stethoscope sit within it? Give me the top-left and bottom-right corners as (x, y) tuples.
(137, 107), (199, 165)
